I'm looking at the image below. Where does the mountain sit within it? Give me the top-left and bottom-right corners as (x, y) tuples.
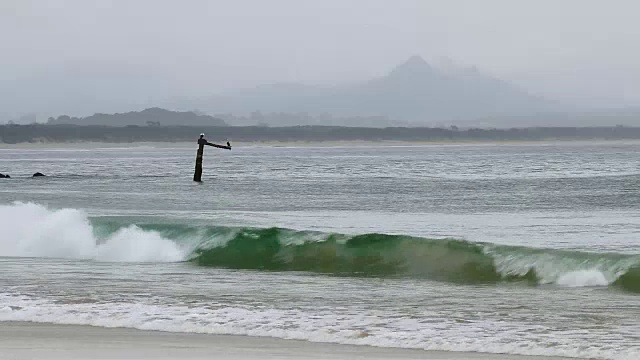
(166, 56), (560, 126)
(46, 107), (227, 127)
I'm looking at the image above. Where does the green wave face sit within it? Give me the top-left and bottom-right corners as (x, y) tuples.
(613, 266), (640, 293)
(191, 229), (506, 283)
(92, 222), (640, 292)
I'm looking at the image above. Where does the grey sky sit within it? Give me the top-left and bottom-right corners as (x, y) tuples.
(2, 0), (640, 118)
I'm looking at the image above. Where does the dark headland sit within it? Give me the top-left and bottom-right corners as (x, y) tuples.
(2, 123), (640, 144)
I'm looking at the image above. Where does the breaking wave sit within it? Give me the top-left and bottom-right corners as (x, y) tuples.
(1, 202), (638, 293)
(0, 202), (186, 262)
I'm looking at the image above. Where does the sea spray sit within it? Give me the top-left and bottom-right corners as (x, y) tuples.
(0, 202), (187, 262)
(555, 270), (610, 287)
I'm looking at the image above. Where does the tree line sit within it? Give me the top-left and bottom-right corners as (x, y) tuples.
(2, 124), (640, 144)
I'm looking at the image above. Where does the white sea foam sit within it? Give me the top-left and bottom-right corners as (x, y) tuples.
(555, 269), (610, 287)
(0, 202), (186, 262)
(487, 247), (633, 289)
(0, 293), (637, 360)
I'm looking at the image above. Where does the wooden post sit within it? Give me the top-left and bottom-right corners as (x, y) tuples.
(193, 142), (205, 182)
(193, 134), (231, 182)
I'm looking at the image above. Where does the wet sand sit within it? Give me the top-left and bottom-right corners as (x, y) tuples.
(0, 322), (578, 360)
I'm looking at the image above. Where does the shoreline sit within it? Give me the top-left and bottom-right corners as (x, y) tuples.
(2, 138), (640, 149)
(0, 321), (578, 360)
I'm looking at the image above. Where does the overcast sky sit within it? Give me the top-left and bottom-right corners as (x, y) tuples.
(2, 0), (640, 118)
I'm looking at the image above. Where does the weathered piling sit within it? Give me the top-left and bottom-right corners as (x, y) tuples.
(193, 141), (205, 182)
(193, 133), (231, 182)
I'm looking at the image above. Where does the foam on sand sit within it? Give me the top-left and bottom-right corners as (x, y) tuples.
(0, 322), (577, 360)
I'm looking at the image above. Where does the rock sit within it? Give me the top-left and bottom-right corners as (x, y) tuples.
(0, 173), (9, 178)
(32, 172), (46, 177)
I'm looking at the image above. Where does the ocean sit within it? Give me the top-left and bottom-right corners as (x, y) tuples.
(0, 142), (639, 359)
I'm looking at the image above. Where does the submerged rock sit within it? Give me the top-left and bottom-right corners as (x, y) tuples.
(32, 172), (46, 177)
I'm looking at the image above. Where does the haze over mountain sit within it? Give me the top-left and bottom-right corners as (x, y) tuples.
(7, 55), (640, 128)
(165, 56), (561, 126)
(4, 1), (640, 127)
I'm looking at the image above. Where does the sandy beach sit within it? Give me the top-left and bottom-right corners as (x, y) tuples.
(0, 322), (578, 360)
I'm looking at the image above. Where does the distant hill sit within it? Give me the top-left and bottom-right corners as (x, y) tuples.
(166, 56), (560, 126)
(46, 108), (227, 127)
